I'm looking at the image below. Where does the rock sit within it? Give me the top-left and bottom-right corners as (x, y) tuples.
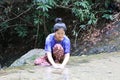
(1, 52), (120, 80)
(10, 49), (46, 67)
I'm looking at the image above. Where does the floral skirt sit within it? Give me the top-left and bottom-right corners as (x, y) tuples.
(34, 44), (64, 66)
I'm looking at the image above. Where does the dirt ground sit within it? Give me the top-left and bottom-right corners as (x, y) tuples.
(0, 52), (120, 80)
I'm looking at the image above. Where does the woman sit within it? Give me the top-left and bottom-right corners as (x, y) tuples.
(34, 18), (71, 69)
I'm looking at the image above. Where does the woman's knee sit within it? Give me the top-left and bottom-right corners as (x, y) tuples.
(53, 44), (64, 51)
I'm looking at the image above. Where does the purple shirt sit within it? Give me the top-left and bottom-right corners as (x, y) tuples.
(45, 33), (70, 54)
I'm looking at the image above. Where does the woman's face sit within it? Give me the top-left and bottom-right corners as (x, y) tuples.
(55, 28), (65, 41)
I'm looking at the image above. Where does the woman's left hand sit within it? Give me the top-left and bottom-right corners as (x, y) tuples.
(55, 64), (64, 69)
(59, 65), (64, 69)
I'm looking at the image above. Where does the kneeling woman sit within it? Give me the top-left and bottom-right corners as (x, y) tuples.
(34, 18), (71, 69)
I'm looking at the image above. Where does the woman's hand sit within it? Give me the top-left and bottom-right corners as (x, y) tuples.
(59, 64), (65, 69)
(53, 64), (65, 69)
(53, 64), (59, 68)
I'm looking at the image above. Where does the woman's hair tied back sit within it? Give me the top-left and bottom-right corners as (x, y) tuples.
(55, 18), (62, 23)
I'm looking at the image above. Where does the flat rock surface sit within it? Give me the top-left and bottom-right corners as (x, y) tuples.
(0, 52), (120, 80)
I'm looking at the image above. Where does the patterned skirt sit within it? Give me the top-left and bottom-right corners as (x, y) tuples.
(34, 44), (64, 66)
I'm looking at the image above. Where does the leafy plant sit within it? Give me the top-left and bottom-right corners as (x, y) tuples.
(0, 0), (115, 48)
(72, 0), (96, 24)
(102, 14), (114, 20)
(0, 22), (9, 31)
(14, 25), (28, 38)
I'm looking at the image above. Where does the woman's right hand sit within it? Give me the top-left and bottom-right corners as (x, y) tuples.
(53, 64), (59, 68)
(53, 63), (64, 69)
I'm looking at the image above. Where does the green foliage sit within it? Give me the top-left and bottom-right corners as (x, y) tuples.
(80, 25), (86, 30)
(102, 14), (114, 20)
(0, 22), (9, 30)
(36, 3), (52, 12)
(34, 15), (43, 26)
(61, 0), (71, 6)
(14, 25), (28, 38)
(0, 0), (115, 48)
(88, 13), (98, 25)
(72, 0), (97, 25)
(34, 0), (55, 12)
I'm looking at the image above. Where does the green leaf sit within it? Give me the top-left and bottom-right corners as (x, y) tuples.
(37, 4), (52, 12)
(14, 25), (28, 38)
(80, 25), (86, 30)
(0, 22), (9, 30)
(88, 19), (92, 24)
(102, 14), (114, 20)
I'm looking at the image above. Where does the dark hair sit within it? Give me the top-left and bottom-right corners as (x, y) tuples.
(53, 18), (67, 32)
(55, 18), (62, 23)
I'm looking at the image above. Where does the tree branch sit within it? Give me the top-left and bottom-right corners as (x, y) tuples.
(0, 24), (26, 32)
(10, 12), (34, 26)
(55, 4), (73, 10)
(3, 5), (33, 23)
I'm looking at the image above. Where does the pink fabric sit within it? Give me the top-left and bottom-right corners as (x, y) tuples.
(34, 44), (64, 66)
(34, 55), (50, 66)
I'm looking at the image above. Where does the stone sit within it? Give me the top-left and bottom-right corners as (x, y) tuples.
(10, 49), (45, 67)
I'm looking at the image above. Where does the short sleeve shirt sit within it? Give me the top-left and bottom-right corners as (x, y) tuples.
(45, 33), (70, 54)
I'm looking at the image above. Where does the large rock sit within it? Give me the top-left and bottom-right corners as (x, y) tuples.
(1, 52), (120, 80)
(10, 49), (46, 67)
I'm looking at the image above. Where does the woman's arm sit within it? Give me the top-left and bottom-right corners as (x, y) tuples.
(60, 53), (70, 68)
(47, 52), (58, 68)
